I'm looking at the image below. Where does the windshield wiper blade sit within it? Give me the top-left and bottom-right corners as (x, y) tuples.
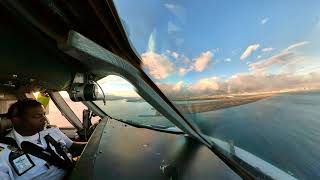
(113, 118), (185, 135)
(149, 124), (168, 129)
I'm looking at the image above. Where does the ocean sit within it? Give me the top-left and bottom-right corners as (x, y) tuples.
(52, 91), (319, 179)
(194, 91), (320, 179)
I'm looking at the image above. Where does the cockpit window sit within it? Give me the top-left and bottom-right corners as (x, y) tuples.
(113, 0), (320, 179)
(59, 91), (100, 124)
(46, 98), (73, 128)
(93, 75), (175, 128)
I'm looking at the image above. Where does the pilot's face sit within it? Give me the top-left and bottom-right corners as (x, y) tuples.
(22, 106), (46, 132)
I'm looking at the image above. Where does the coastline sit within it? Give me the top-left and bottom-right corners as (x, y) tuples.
(154, 93), (275, 115)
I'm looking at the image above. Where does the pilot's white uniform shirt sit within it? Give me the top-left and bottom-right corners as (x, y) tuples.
(0, 128), (73, 180)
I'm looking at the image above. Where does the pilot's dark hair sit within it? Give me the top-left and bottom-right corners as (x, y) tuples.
(7, 99), (42, 119)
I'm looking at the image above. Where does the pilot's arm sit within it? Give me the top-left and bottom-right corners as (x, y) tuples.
(0, 166), (11, 180)
(54, 128), (87, 157)
(0, 147), (13, 180)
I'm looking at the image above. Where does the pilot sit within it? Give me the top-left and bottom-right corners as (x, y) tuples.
(0, 99), (86, 180)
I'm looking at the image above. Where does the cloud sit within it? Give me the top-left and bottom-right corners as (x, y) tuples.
(212, 48), (221, 53)
(262, 48), (274, 52)
(250, 41), (310, 71)
(166, 50), (179, 59)
(182, 56), (191, 65)
(226, 72), (320, 93)
(224, 58), (231, 62)
(172, 52), (179, 59)
(142, 30), (176, 80)
(147, 29), (156, 52)
(168, 21), (181, 33)
(98, 75), (130, 85)
(261, 17), (269, 25)
(157, 70), (320, 98)
(141, 51), (174, 80)
(189, 77), (220, 92)
(164, 3), (186, 23)
(154, 41), (319, 97)
(193, 51), (213, 72)
(157, 77), (222, 97)
(285, 41), (309, 51)
(250, 51), (295, 71)
(178, 68), (189, 76)
(173, 81), (184, 91)
(164, 3), (176, 10)
(142, 49), (213, 78)
(178, 50), (213, 75)
(97, 75), (139, 97)
(174, 50), (213, 75)
(156, 81), (188, 97)
(240, 44), (260, 60)
(232, 48), (241, 55)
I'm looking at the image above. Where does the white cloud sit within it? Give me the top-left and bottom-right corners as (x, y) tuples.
(224, 58), (231, 62)
(164, 3), (186, 23)
(226, 72), (320, 93)
(261, 17), (269, 25)
(173, 81), (184, 91)
(98, 75), (130, 85)
(261, 48), (274, 52)
(212, 48), (220, 53)
(97, 75), (139, 97)
(179, 50), (213, 75)
(193, 51), (213, 72)
(141, 51), (174, 80)
(257, 55), (262, 59)
(189, 77), (220, 92)
(150, 50), (213, 77)
(154, 41), (319, 96)
(285, 41), (309, 51)
(168, 21), (181, 33)
(156, 81), (187, 97)
(142, 30), (175, 80)
(147, 29), (156, 52)
(164, 3), (176, 10)
(171, 51), (179, 59)
(178, 68), (188, 76)
(232, 48), (241, 55)
(250, 51), (294, 71)
(158, 70), (320, 97)
(182, 56), (191, 65)
(250, 41), (310, 71)
(166, 50), (180, 59)
(240, 44), (260, 60)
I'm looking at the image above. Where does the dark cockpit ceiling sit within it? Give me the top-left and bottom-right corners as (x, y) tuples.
(0, 0), (141, 92)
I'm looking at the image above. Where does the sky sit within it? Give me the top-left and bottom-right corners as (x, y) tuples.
(110, 0), (320, 97)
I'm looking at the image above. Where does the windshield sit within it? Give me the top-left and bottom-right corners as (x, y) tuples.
(93, 75), (175, 129)
(113, 1), (320, 179)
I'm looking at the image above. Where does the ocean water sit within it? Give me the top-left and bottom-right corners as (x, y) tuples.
(95, 91), (320, 179)
(195, 91), (320, 179)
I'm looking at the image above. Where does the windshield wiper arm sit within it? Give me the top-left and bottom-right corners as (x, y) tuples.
(113, 118), (185, 135)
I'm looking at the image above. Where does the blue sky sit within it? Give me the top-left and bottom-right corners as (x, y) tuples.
(112, 0), (320, 96)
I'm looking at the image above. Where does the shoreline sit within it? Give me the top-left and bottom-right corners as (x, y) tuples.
(154, 93), (274, 115)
